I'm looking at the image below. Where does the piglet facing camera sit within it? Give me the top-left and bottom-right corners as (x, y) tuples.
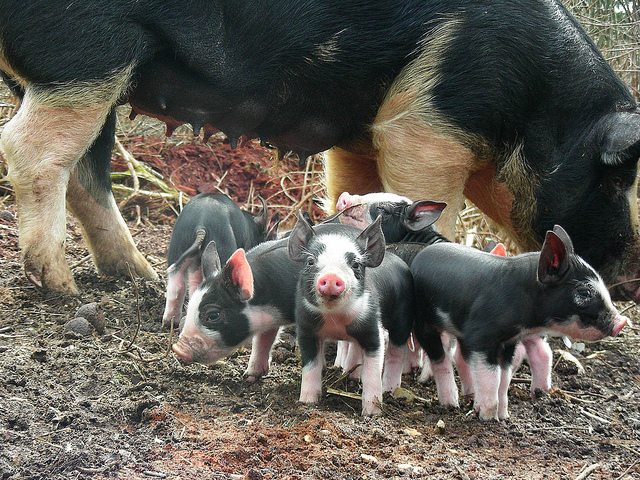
(411, 225), (627, 421)
(288, 212), (414, 416)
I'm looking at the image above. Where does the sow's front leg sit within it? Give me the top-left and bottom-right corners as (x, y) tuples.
(1, 91), (114, 294)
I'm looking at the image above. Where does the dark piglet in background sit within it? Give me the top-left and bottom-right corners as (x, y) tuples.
(411, 225), (627, 421)
(288, 213), (414, 415)
(162, 193), (279, 326)
(171, 238), (298, 381)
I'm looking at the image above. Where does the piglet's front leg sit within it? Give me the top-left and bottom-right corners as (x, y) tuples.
(244, 328), (280, 382)
(298, 336), (324, 404)
(470, 353), (501, 421)
(361, 347), (384, 416)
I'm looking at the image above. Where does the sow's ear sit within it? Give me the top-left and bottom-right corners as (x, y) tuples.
(288, 210), (315, 262)
(537, 229), (571, 285)
(223, 249), (254, 301)
(600, 111), (640, 166)
(404, 200), (447, 232)
(202, 241), (222, 280)
(356, 216), (386, 268)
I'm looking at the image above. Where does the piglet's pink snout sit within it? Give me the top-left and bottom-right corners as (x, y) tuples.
(317, 273), (345, 296)
(611, 315), (627, 337)
(336, 192), (353, 211)
(172, 340), (194, 363)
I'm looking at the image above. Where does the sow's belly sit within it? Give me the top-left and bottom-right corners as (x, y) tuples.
(126, 57), (378, 157)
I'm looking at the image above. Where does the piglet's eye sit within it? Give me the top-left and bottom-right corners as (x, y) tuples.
(203, 308), (221, 324)
(576, 288), (592, 299)
(306, 258), (315, 268)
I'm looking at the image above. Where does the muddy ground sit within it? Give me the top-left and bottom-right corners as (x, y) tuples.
(0, 132), (640, 480)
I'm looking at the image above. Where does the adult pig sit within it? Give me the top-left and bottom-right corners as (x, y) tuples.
(1, 1), (639, 301)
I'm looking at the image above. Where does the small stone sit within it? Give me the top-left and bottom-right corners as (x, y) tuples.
(30, 350), (47, 363)
(303, 434), (313, 443)
(392, 387), (416, 403)
(402, 428), (422, 437)
(0, 210), (14, 221)
(361, 454), (378, 464)
(74, 303), (106, 334)
(318, 429), (332, 438)
(245, 468), (263, 480)
(63, 317), (94, 338)
(436, 419), (446, 434)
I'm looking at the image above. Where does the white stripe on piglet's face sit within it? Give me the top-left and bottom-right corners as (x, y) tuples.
(314, 233), (361, 303)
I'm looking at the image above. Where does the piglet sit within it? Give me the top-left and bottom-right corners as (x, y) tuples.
(288, 213), (414, 415)
(171, 238), (299, 380)
(411, 225), (627, 421)
(335, 191), (447, 374)
(163, 193), (279, 326)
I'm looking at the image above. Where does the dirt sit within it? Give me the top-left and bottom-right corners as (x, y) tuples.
(1, 136), (640, 480)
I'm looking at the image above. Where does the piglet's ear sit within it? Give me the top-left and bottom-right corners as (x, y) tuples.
(490, 243), (507, 257)
(552, 224), (574, 254)
(253, 196), (268, 230)
(356, 216), (386, 268)
(538, 230), (570, 285)
(288, 210), (315, 262)
(266, 212), (281, 241)
(404, 201), (447, 232)
(224, 249), (254, 301)
(202, 241), (222, 280)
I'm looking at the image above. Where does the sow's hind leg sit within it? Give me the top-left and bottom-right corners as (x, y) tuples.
(67, 110), (158, 280)
(66, 109), (157, 285)
(1, 90), (114, 294)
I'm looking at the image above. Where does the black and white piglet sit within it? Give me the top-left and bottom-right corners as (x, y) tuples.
(162, 193), (279, 326)
(411, 225), (627, 421)
(288, 213), (414, 415)
(334, 191), (447, 374)
(171, 238), (298, 380)
(337, 191), (554, 397)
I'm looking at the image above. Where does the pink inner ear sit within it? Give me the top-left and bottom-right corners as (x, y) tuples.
(413, 201), (446, 217)
(490, 243), (507, 257)
(228, 249), (254, 300)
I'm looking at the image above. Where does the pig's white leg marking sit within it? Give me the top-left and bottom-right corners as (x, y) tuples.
(497, 362), (513, 420)
(361, 326), (384, 416)
(299, 341), (324, 404)
(0, 91), (114, 294)
(522, 336), (552, 396)
(382, 341), (408, 393)
(343, 341), (363, 378)
(162, 259), (193, 326)
(470, 353), (501, 421)
(245, 328), (280, 381)
(404, 337), (424, 375)
(334, 340), (346, 368)
(431, 355), (459, 408)
(417, 354), (432, 381)
(453, 343), (474, 397)
(187, 266), (203, 297)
